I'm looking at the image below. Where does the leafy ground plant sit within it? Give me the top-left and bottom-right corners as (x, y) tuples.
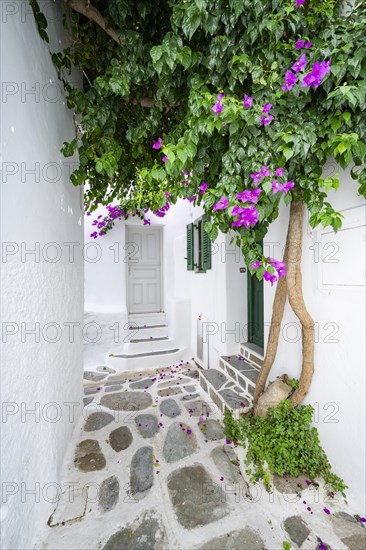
(224, 400), (347, 495)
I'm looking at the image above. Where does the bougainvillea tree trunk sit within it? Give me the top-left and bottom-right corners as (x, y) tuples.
(253, 201), (315, 409)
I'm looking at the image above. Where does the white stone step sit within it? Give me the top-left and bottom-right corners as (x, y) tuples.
(127, 312), (166, 326)
(121, 337), (176, 354)
(125, 324), (169, 340)
(106, 347), (191, 372)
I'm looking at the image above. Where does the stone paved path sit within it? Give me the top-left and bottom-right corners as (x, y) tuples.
(37, 362), (366, 549)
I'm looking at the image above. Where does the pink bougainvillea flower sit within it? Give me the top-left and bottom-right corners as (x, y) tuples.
(250, 172), (262, 185)
(152, 137), (163, 149)
(261, 114), (274, 126)
(232, 205), (259, 229)
(225, 438), (231, 444)
(243, 94), (253, 108)
(261, 165), (271, 177)
(262, 103), (272, 114)
(143, 218), (151, 225)
(302, 59), (331, 88)
(283, 180), (295, 193)
(275, 167), (284, 177)
(282, 70), (298, 91)
(220, 476), (224, 481)
(162, 155), (169, 163)
(213, 196), (229, 211)
(212, 101), (223, 115)
(263, 270), (278, 285)
(199, 181), (208, 194)
(296, 39), (305, 50)
(231, 205), (245, 217)
(305, 41), (312, 48)
(217, 93), (226, 101)
(271, 179), (283, 193)
(360, 518), (366, 523)
(296, 0), (305, 7)
(292, 53), (307, 73)
(323, 508), (331, 515)
(251, 260), (261, 269)
(236, 188), (261, 203)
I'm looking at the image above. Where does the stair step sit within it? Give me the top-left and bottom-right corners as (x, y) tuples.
(113, 348), (179, 359)
(125, 325), (169, 340)
(219, 355), (260, 397)
(199, 367), (251, 418)
(128, 312), (166, 326)
(106, 347), (191, 372)
(239, 343), (264, 368)
(130, 336), (168, 343)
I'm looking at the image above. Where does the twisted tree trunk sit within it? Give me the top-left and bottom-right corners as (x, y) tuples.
(253, 201), (315, 409)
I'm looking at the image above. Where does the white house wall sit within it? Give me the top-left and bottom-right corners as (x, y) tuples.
(1, 5), (84, 549)
(264, 163), (365, 509)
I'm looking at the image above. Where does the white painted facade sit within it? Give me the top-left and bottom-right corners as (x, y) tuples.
(85, 165), (365, 509)
(0, 4), (84, 549)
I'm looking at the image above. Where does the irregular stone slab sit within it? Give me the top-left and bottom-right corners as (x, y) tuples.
(84, 371), (107, 382)
(183, 384), (197, 393)
(109, 426), (133, 452)
(74, 439), (106, 472)
(198, 419), (225, 441)
(84, 387), (99, 396)
(158, 380), (177, 389)
(97, 366), (116, 374)
(84, 411), (114, 432)
(200, 377), (208, 392)
(167, 464), (229, 528)
(331, 512), (366, 546)
(182, 369), (199, 379)
(159, 398), (181, 418)
(273, 474), (309, 494)
(83, 397), (94, 407)
(158, 386), (183, 397)
(105, 384), (123, 393)
(341, 534), (366, 550)
(99, 476), (119, 513)
(130, 377), (155, 390)
(201, 369), (227, 390)
(182, 393), (200, 401)
(102, 511), (166, 550)
(163, 422), (198, 463)
(211, 446), (243, 485)
(283, 516), (311, 548)
(130, 446), (154, 495)
(219, 389), (249, 409)
(200, 528), (265, 549)
(184, 400), (212, 417)
(135, 414), (158, 438)
(100, 391), (152, 411)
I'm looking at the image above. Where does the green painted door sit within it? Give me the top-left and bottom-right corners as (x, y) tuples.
(247, 271), (264, 349)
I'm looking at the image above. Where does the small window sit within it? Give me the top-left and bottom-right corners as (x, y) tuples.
(186, 216), (212, 273)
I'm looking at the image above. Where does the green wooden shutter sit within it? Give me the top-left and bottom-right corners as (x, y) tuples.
(201, 216), (212, 271)
(186, 223), (194, 271)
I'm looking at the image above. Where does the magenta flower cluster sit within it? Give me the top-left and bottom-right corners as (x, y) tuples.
(251, 257), (287, 285)
(212, 93), (226, 115)
(282, 44), (331, 91)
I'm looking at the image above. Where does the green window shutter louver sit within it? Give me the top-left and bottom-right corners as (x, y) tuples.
(186, 223), (194, 271)
(201, 216), (212, 271)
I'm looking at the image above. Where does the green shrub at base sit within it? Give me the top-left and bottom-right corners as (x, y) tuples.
(224, 400), (347, 496)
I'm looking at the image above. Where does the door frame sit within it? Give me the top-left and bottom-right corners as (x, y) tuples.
(125, 223), (164, 314)
(247, 270), (264, 350)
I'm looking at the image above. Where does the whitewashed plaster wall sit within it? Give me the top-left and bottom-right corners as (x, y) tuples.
(264, 164), (366, 509)
(0, 3), (84, 549)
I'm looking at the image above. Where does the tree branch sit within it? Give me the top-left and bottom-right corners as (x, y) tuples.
(67, 0), (122, 45)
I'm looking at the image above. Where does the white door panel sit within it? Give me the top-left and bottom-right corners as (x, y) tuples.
(126, 226), (162, 313)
